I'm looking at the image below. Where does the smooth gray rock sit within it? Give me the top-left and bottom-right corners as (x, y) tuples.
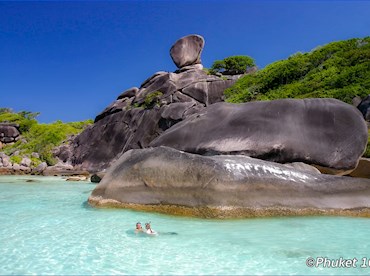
(175, 64), (204, 73)
(34, 162), (48, 174)
(0, 124), (20, 143)
(283, 162), (321, 174)
(0, 154), (11, 167)
(31, 152), (40, 159)
(20, 157), (31, 167)
(352, 96), (362, 107)
(89, 147), (370, 218)
(151, 99), (368, 172)
(94, 97), (133, 123)
(170, 34), (204, 68)
(117, 87), (139, 100)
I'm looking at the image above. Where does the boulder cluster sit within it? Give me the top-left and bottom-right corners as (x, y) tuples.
(0, 151), (47, 175)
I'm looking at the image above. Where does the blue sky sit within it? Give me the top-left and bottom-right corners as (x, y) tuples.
(1, 1), (369, 123)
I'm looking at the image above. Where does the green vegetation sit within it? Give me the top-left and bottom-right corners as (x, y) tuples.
(9, 155), (22, 165)
(1, 109), (92, 165)
(225, 37), (370, 104)
(0, 110), (39, 132)
(142, 91), (163, 109)
(210, 55), (255, 75)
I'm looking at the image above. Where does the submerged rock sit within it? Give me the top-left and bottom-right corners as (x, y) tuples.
(89, 147), (370, 218)
(151, 99), (368, 173)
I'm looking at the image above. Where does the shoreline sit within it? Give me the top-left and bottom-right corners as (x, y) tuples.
(88, 196), (370, 219)
(2, 174), (370, 219)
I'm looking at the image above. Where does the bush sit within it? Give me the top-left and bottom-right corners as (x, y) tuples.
(0, 110), (38, 132)
(10, 155), (22, 165)
(210, 55), (255, 75)
(224, 37), (370, 104)
(142, 91), (163, 109)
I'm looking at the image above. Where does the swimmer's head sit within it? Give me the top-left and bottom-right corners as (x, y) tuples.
(136, 222), (142, 229)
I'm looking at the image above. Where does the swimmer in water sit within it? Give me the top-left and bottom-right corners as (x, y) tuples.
(135, 222), (144, 234)
(145, 222), (157, 235)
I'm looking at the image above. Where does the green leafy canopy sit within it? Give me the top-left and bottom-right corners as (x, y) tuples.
(224, 37), (370, 104)
(210, 55), (255, 75)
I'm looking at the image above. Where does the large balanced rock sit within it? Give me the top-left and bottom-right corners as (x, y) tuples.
(89, 146), (370, 218)
(151, 99), (368, 173)
(170, 34), (204, 68)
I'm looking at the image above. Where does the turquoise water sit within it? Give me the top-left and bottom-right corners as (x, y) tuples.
(1, 176), (370, 275)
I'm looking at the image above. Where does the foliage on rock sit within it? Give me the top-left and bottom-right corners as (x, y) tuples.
(142, 91), (164, 109)
(224, 37), (370, 104)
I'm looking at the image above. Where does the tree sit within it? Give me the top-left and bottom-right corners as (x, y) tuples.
(210, 55), (256, 75)
(0, 107), (13, 114)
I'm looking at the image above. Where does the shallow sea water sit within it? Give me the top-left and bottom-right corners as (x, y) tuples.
(0, 175), (370, 275)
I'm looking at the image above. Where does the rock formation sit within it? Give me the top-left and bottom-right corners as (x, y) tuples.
(151, 99), (368, 173)
(0, 123), (20, 144)
(89, 146), (370, 218)
(60, 35), (240, 172)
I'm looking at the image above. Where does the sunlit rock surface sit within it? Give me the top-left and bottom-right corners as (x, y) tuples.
(89, 147), (370, 218)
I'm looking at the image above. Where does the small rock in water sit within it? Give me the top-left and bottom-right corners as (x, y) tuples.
(66, 176), (88, 181)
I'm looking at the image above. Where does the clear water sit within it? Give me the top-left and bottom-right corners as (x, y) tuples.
(1, 175), (370, 275)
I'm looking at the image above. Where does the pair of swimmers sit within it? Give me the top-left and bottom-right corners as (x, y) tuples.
(135, 222), (157, 235)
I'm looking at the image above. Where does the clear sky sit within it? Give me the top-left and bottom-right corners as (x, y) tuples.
(1, 1), (369, 123)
